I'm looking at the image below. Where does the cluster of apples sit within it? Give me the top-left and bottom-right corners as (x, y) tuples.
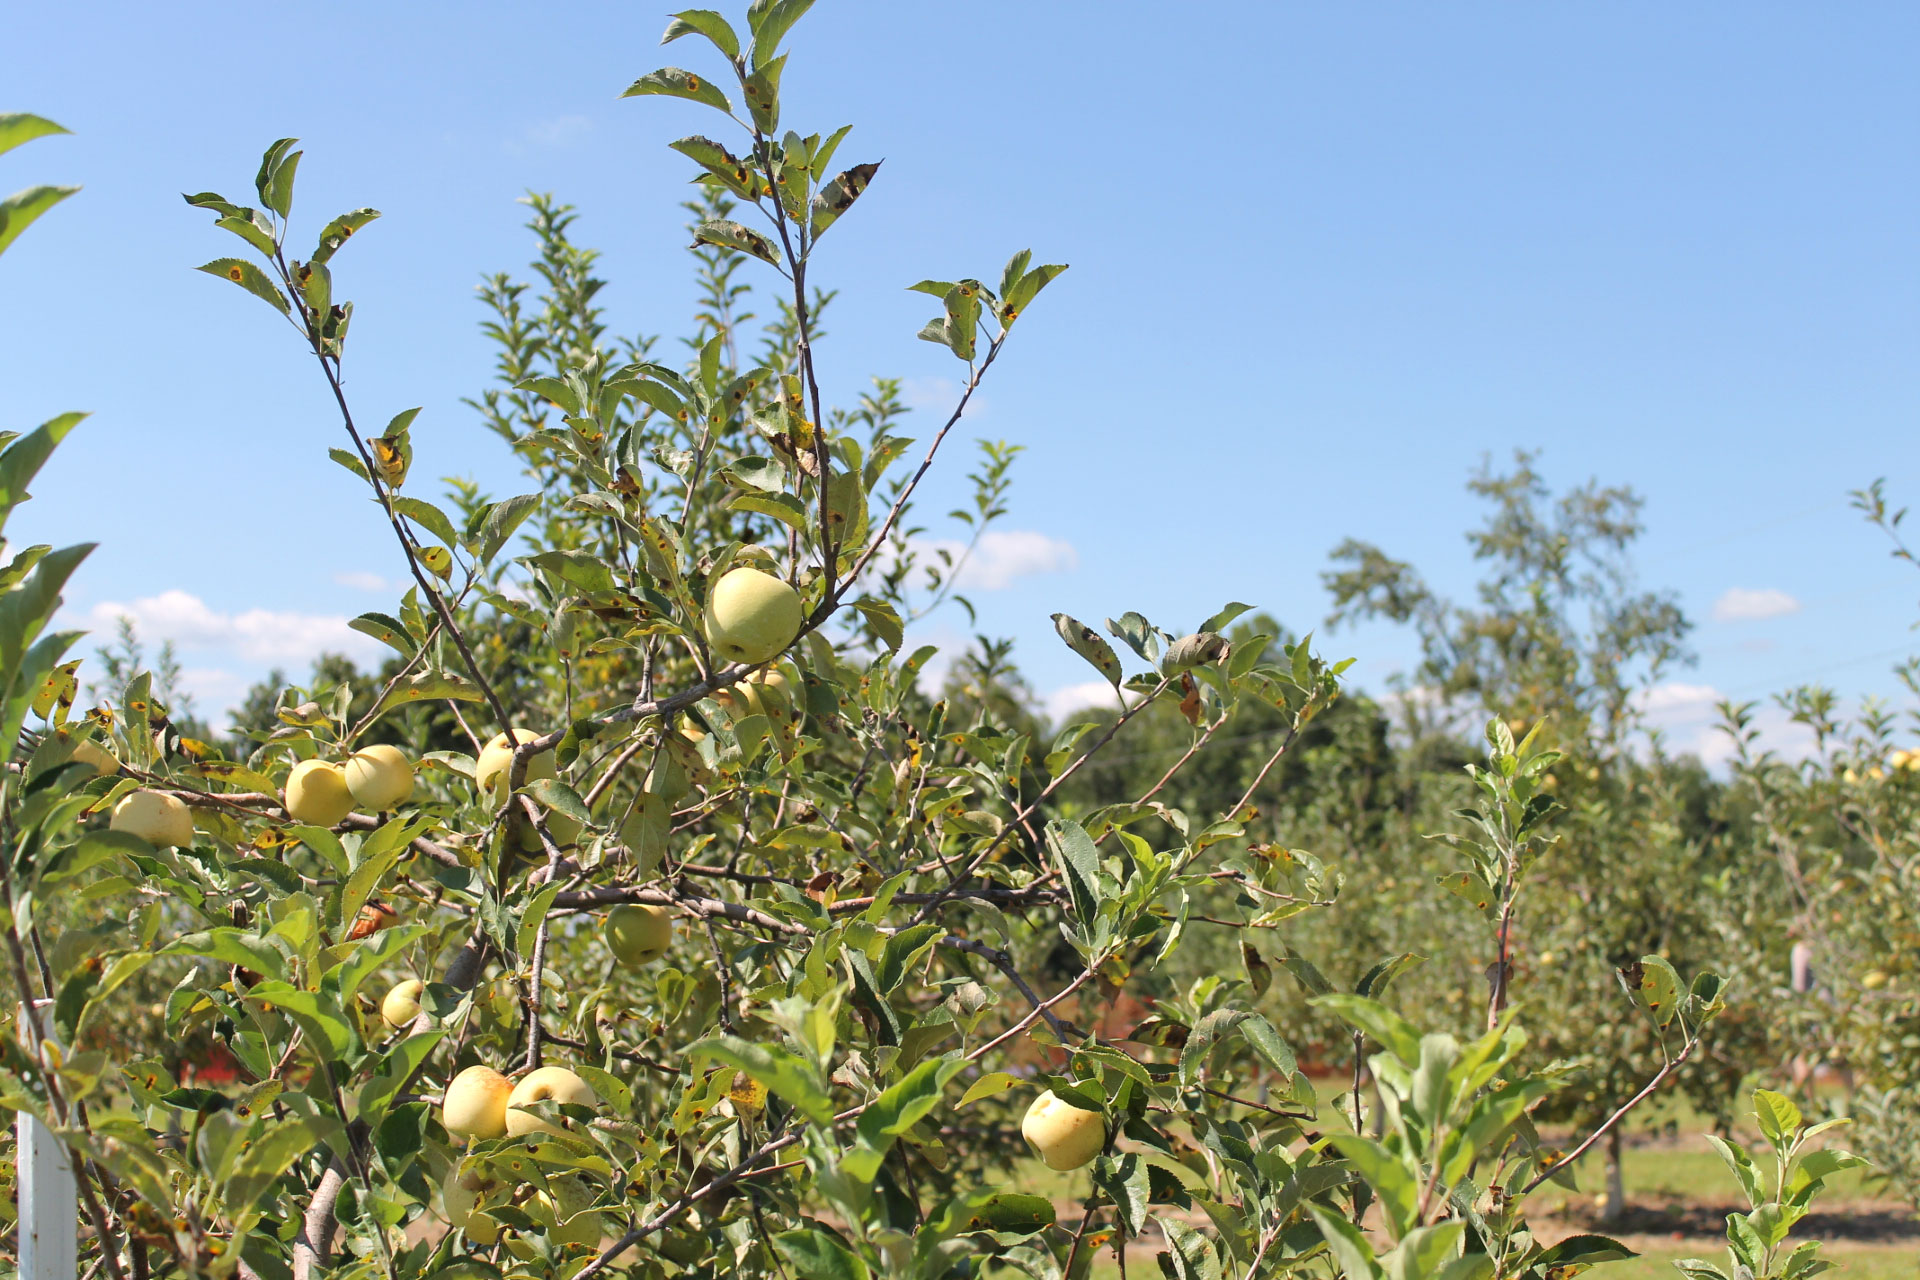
(285, 744), (416, 824)
(418, 905), (673, 1245)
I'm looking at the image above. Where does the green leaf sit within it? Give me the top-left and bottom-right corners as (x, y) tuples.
(311, 207), (379, 264)
(729, 490), (810, 532)
(1618, 954), (1683, 1030)
(1385, 1222), (1463, 1280)
(773, 1229), (868, 1280)
(254, 137), (300, 217)
(691, 218), (781, 266)
(341, 826), (410, 930)
(1753, 1088), (1803, 1147)
(526, 549), (618, 595)
(622, 67), (733, 113)
(1046, 818), (1103, 931)
(0, 411), (84, 520)
(1357, 953), (1425, 1000)
(859, 1054), (965, 1141)
(942, 280), (981, 360)
(1002, 260), (1068, 322)
(688, 1034), (833, 1123)
(213, 214), (276, 256)
(1309, 1205), (1381, 1280)
(523, 778), (592, 829)
(851, 597), (902, 652)
(477, 493), (540, 564)
(392, 495), (459, 550)
(244, 982), (355, 1060)
(662, 9), (740, 59)
(742, 53), (785, 133)
(1177, 1008), (1296, 1086)
(957, 1071), (1020, 1108)
(842, 1054), (968, 1181)
(197, 257), (290, 315)
(1311, 993), (1422, 1064)
(223, 1114), (335, 1218)
(349, 612), (416, 657)
(358, 1031), (445, 1128)
(0, 113), (69, 158)
(1531, 1234), (1636, 1268)
(1706, 1134), (1761, 1208)
(157, 930), (288, 983)
(329, 446), (369, 482)
(750, 0), (814, 67)
(363, 672), (485, 725)
(0, 185), (79, 257)
(1052, 612), (1123, 687)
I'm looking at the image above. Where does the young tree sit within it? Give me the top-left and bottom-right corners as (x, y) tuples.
(1, 11), (1761, 1280)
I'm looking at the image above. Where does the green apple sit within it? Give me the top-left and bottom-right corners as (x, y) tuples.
(284, 759), (355, 826)
(705, 566), (803, 665)
(345, 743), (414, 810)
(444, 1165), (506, 1245)
(604, 903), (674, 965)
(505, 1065), (598, 1138)
(57, 731), (119, 777)
(381, 978), (425, 1029)
(110, 790), (194, 848)
(442, 1064), (514, 1139)
(1021, 1090), (1106, 1171)
(474, 728), (555, 799)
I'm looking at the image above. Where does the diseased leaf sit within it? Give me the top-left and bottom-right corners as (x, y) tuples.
(622, 67), (733, 113)
(197, 258), (289, 315)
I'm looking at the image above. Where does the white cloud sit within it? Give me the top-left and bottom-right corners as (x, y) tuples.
(333, 570), (389, 592)
(84, 590), (381, 667)
(1632, 680), (1816, 770)
(1713, 587), (1801, 623)
(913, 529), (1079, 591)
(1045, 680), (1128, 723)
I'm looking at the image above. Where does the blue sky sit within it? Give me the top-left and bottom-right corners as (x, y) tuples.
(2, 2), (1915, 763)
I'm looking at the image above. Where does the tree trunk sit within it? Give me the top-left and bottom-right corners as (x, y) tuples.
(1598, 1126), (1627, 1224)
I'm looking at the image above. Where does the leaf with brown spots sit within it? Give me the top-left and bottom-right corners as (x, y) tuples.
(1051, 612), (1123, 688)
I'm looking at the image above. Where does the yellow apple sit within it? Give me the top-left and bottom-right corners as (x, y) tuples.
(705, 566), (803, 665)
(444, 1166), (505, 1245)
(516, 805), (582, 854)
(284, 759), (355, 826)
(110, 790), (195, 848)
(345, 743), (414, 810)
(442, 1064), (514, 1140)
(751, 667), (796, 727)
(1021, 1090), (1106, 1171)
(1864, 970), (1890, 990)
(381, 978), (425, 1029)
(474, 728), (556, 799)
(505, 1065), (597, 1138)
(604, 904), (674, 966)
(58, 732), (119, 777)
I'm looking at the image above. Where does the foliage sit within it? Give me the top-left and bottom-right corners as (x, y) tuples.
(1672, 1089), (1866, 1280)
(0, 9), (1868, 1280)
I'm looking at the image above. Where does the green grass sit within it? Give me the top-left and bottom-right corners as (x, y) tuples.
(1084, 1244), (1919, 1279)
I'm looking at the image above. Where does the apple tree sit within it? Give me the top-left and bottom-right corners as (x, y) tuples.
(0, 8), (1763, 1279)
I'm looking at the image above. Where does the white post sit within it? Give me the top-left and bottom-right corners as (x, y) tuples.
(16, 1000), (76, 1280)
